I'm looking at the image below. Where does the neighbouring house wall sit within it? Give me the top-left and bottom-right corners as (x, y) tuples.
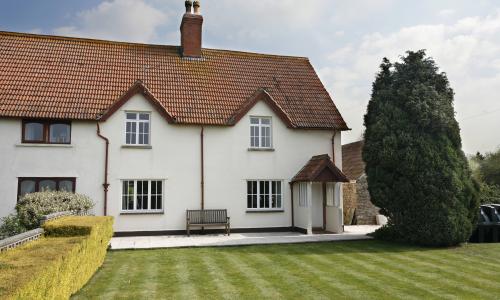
(342, 182), (358, 225)
(0, 119), (104, 219)
(355, 175), (380, 225)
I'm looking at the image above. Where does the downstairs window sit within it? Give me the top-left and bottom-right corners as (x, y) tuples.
(18, 177), (76, 198)
(122, 180), (163, 213)
(247, 180), (282, 210)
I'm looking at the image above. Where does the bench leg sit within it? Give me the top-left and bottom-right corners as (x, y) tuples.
(187, 224), (190, 237)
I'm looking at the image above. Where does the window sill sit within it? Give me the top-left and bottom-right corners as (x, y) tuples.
(16, 143), (73, 148)
(120, 211), (164, 215)
(121, 145), (152, 149)
(246, 210), (284, 213)
(248, 148), (275, 152)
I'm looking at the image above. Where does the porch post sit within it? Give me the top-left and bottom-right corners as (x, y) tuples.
(307, 181), (313, 235)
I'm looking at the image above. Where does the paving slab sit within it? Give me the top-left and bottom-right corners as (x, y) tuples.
(110, 225), (380, 250)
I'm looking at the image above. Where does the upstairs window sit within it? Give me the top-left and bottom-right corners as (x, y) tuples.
(22, 120), (71, 144)
(250, 117), (272, 149)
(125, 112), (150, 145)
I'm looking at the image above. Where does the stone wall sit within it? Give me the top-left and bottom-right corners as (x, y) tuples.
(342, 182), (358, 225)
(355, 175), (380, 225)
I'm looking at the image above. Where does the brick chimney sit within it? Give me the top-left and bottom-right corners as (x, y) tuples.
(180, 0), (203, 58)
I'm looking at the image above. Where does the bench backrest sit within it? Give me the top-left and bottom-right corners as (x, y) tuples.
(187, 209), (227, 224)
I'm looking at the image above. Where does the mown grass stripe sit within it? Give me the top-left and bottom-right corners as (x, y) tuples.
(220, 250), (280, 298)
(301, 246), (424, 300)
(171, 250), (199, 299)
(329, 244), (454, 300)
(92, 254), (131, 299)
(275, 246), (369, 299)
(363, 245), (495, 299)
(200, 251), (239, 299)
(242, 246), (331, 299)
(398, 249), (500, 292)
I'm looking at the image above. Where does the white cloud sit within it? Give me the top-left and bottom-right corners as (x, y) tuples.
(53, 0), (166, 43)
(322, 10), (500, 153)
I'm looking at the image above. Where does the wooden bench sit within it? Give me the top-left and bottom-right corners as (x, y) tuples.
(186, 209), (230, 236)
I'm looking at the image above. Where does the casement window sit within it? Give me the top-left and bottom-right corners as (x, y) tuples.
(125, 112), (150, 145)
(326, 183), (335, 207)
(121, 180), (163, 212)
(247, 180), (282, 210)
(22, 120), (71, 144)
(18, 177), (76, 198)
(250, 117), (272, 149)
(298, 182), (309, 207)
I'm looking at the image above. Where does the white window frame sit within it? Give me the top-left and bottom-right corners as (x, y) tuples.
(124, 111), (151, 146)
(121, 179), (164, 213)
(249, 116), (272, 149)
(246, 180), (283, 211)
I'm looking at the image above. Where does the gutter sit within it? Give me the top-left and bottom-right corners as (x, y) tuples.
(96, 122), (110, 216)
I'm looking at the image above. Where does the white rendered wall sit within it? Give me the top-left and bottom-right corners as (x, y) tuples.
(1, 94), (343, 233)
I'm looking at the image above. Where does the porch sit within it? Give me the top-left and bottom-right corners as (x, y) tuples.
(291, 154), (350, 235)
(110, 225), (379, 250)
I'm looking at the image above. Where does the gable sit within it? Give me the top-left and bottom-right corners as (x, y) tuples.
(99, 81), (174, 123)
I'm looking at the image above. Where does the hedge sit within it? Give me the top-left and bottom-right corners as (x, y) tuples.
(0, 216), (113, 299)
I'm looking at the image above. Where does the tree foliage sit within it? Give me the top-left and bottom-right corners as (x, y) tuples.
(363, 50), (479, 246)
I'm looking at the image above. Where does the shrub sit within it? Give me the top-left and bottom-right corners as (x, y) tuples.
(0, 216), (113, 299)
(363, 50), (479, 247)
(16, 191), (94, 230)
(0, 214), (26, 240)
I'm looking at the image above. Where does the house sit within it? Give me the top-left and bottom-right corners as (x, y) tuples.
(342, 140), (380, 225)
(0, 1), (350, 235)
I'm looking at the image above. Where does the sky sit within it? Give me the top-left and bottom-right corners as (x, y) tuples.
(1, 0), (499, 154)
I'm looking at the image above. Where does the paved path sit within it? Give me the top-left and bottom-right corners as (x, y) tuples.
(110, 225), (380, 250)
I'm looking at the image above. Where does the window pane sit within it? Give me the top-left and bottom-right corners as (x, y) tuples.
(250, 117), (259, 124)
(136, 181), (148, 210)
(130, 123), (136, 144)
(261, 118), (271, 125)
(59, 180), (74, 192)
(139, 113), (149, 120)
(24, 122), (44, 141)
(39, 180), (56, 191)
(20, 180), (36, 196)
(49, 123), (70, 143)
(126, 113), (137, 120)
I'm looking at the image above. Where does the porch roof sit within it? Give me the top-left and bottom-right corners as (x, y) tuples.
(291, 154), (349, 183)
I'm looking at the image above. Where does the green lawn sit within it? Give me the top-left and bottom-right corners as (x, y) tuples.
(73, 240), (500, 299)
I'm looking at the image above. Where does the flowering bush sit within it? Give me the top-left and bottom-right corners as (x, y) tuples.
(16, 191), (94, 230)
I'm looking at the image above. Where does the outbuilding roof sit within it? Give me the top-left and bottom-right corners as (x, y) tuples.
(342, 140), (365, 180)
(0, 31), (348, 130)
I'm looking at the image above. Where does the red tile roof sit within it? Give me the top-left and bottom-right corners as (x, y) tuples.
(291, 154), (349, 183)
(342, 140), (365, 180)
(0, 31), (348, 130)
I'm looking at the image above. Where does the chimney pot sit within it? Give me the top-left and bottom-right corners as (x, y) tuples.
(193, 0), (201, 14)
(185, 0), (193, 13)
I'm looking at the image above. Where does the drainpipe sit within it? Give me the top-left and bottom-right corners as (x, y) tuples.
(290, 182), (295, 229)
(331, 131), (336, 164)
(96, 123), (110, 216)
(200, 126), (205, 210)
